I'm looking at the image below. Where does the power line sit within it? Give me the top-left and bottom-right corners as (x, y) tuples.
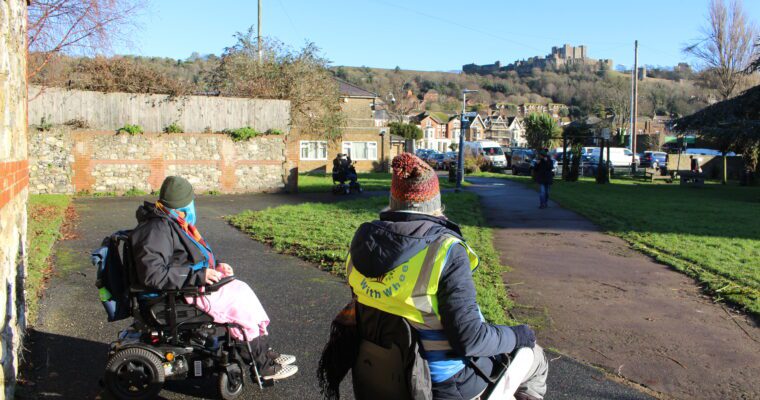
(277, 0), (301, 39)
(367, 0), (544, 53)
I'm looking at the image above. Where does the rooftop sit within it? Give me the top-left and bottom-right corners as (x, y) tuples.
(335, 78), (377, 98)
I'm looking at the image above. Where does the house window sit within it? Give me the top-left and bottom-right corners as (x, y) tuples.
(342, 141), (378, 160)
(300, 141), (327, 160)
(426, 120), (432, 128)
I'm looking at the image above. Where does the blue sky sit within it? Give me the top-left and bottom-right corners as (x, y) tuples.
(115, 0), (760, 71)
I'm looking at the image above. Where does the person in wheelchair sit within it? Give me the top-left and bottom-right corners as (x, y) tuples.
(319, 154), (548, 400)
(332, 154), (358, 184)
(129, 176), (298, 382)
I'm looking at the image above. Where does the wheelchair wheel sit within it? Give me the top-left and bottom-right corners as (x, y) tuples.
(218, 370), (244, 399)
(105, 347), (164, 400)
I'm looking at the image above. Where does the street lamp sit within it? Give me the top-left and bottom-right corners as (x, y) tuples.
(456, 89), (478, 192)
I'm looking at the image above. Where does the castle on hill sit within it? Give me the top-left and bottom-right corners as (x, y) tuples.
(463, 44), (613, 75)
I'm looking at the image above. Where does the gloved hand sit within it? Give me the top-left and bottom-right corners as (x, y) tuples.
(510, 325), (536, 349)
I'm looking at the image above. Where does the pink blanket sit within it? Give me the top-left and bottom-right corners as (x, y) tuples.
(189, 278), (270, 341)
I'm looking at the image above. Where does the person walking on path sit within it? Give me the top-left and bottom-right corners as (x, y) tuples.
(318, 153), (548, 400)
(534, 149), (554, 209)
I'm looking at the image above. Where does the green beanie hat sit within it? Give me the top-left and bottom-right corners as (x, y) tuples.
(159, 176), (194, 209)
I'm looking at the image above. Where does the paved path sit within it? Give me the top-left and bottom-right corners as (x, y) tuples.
(467, 177), (760, 400)
(21, 190), (655, 399)
(20, 193), (356, 399)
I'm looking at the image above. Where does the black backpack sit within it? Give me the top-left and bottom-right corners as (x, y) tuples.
(352, 303), (432, 400)
(91, 230), (133, 322)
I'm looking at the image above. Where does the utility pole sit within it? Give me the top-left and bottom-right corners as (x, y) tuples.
(258, 0), (263, 64)
(630, 40), (639, 170)
(456, 89), (477, 192)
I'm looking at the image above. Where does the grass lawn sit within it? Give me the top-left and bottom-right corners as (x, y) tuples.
(298, 172), (465, 193)
(27, 194), (72, 321)
(467, 171), (510, 179)
(228, 192), (514, 325)
(506, 175), (760, 315)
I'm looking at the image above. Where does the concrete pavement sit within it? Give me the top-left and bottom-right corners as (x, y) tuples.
(466, 176), (760, 399)
(20, 190), (658, 399)
(19, 193), (355, 399)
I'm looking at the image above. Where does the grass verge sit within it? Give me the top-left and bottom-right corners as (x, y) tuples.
(228, 192), (514, 325)
(467, 171), (510, 179)
(506, 175), (760, 315)
(298, 172), (466, 193)
(27, 194), (72, 322)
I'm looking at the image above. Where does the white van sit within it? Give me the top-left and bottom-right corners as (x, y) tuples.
(589, 147), (640, 167)
(464, 141), (508, 168)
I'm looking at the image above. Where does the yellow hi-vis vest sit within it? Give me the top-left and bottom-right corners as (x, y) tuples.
(347, 234), (479, 353)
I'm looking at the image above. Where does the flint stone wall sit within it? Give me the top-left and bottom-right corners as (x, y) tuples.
(29, 129), (290, 194)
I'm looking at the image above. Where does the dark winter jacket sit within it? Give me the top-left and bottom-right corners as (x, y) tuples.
(534, 156), (554, 185)
(129, 202), (207, 290)
(350, 211), (518, 400)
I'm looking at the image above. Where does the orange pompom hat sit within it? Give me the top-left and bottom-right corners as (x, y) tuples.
(389, 153), (441, 213)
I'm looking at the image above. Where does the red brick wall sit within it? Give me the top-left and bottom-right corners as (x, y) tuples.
(1, 0), (28, 397)
(0, 161), (29, 210)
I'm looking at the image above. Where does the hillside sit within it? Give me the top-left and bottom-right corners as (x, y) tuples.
(32, 51), (710, 123)
(333, 64), (708, 119)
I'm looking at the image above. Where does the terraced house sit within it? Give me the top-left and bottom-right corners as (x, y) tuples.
(298, 79), (389, 173)
(414, 112), (452, 152)
(485, 115), (526, 147)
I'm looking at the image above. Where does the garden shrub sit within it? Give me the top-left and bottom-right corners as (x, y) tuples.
(464, 157), (480, 174)
(223, 127), (283, 141)
(163, 122), (184, 133)
(223, 126), (260, 142)
(476, 155), (492, 171)
(37, 116), (53, 132)
(116, 124), (144, 135)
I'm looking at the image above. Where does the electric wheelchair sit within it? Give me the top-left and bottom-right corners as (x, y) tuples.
(102, 232), (265, 400)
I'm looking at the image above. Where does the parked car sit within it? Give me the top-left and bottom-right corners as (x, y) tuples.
(443, 151), (457, 169)
(511, 149), (535, 175)
(427, 153), (448, 170)
(415, 148), (434, 160)
(639, 151), (667, 168)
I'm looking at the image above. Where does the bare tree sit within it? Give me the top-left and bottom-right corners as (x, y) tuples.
(209, 28), (344, 139)
(380, 74), (422, 123)
(28, 0), (144, 79)
(749, 37), (760, 72)
(684, 0), (757, 100)
(597, 74), (631, 134)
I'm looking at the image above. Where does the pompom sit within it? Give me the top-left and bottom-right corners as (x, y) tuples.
(391, 153), (424, 179)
